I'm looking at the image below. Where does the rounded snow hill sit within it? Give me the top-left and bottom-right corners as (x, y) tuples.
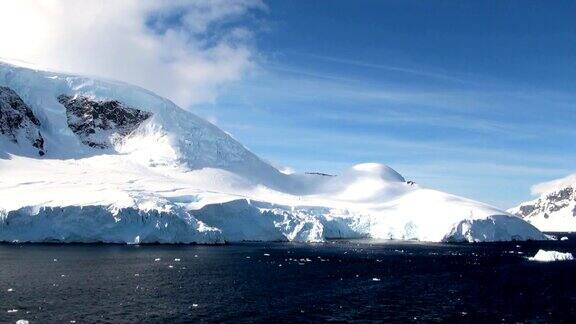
(348, 163), (406, 182)
(0, 61), (548, 244)
(316, 163), (409, 202)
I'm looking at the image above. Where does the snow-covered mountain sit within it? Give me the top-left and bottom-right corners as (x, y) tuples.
(509, 176), (576, 232)
(0, 61), (547, 243)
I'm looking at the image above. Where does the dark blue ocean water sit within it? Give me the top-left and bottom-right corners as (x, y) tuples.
(1, 234), (576, 323)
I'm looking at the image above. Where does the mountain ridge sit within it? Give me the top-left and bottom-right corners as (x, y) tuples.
(0, 61), (548, 243)
(509, 178), (576, 232)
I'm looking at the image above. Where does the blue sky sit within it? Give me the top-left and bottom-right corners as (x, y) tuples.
(192, 0), (576, 208)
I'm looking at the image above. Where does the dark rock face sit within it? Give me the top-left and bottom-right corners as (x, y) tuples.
(58, 95), (152, 149)
(0, 86), (45, 156)
(305, 172), (336, 177)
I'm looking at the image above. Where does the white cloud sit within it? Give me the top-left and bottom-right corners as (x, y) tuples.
(531, 173), (576, 196)
(0, 0), (264, 107)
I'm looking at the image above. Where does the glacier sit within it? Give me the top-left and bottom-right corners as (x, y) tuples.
(0, 61), (548, 243)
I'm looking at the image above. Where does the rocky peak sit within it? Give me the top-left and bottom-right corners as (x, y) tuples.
(511, 185), (576, 219)
(0, 86), (45, 156)
(58, 95), (152, 149)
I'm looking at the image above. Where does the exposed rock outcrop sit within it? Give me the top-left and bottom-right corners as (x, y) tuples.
(58, 95), (152, 149)
(509, 185), (576, 232)
(513, 187), (576, 219)
(0, 86), (45, 156)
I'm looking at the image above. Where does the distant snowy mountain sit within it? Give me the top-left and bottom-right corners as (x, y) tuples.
(0, 61), (547, 243)
(509, 176), (576, 232)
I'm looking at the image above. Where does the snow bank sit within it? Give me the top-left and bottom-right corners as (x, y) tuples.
(528, 250), (574, 262)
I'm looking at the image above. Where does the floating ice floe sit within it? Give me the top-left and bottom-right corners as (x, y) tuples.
(174, 258), (181, 262)
(560, 236), (569, 241)
(16, 320), (29, 324)
(528, 249), (574, 262)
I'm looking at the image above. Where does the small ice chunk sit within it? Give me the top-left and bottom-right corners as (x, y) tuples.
(168, 265), (174, 269)
(7, 309), (18, 313)
(7, 288), (13, 292)
(134, 274), (140, 277)
(174, 258), (181, 262)
(560, 236), (569, 241)
(263, 253), (270, 257)
(372, 278), (381, 282)
(16, 320), (29, 324)
(528, 250), (574, 262)
(53, 258), (58, 262)
(246, 256), (251, 259)
(154, 258), (161, 262)
(192, 304), (199, 308)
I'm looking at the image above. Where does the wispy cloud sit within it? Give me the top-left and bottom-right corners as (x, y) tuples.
(0, 0), (265, 107)
(228, 66), (576, 142)
(290, 52), (473, 84)
(221, 121), (576, 169)
(530, 173), (576, 196)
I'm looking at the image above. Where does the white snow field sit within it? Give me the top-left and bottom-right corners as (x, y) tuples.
(528, 250), (574, 262)
(0, 61), (547, 243)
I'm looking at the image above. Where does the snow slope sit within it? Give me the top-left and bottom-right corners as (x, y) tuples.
(0, 61), (547, 243)
(509, 177), (576, 232)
